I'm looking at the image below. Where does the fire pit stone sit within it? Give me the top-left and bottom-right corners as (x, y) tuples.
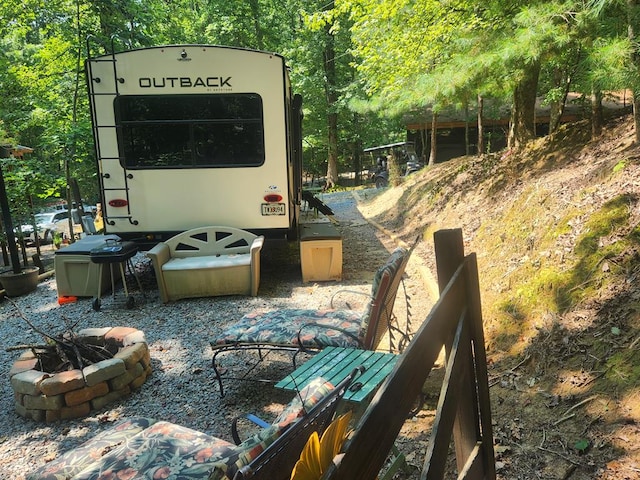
(10, 326), (151, 422)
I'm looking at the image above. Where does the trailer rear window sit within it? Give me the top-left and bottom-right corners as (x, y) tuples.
(115, 94), (265, 169)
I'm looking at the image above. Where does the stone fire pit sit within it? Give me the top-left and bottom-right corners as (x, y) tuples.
(9, 327), (151, 422)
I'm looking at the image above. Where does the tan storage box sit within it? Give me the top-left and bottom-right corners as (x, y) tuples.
(300, 223), (342, 282)
(54, 235), (122, 297)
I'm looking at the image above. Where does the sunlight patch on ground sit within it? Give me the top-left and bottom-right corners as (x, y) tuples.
(618, 388), (640, 422)
(356, 187), (404, 219)
(552, 369), (597, 397)
(558, 309), (597, 331)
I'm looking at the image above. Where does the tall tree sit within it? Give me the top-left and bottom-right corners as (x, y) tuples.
(341, 0), (634, 152)
(628, 0), (640, 142)
(322, 2), (340, 189)
(299, 2), (361, 188)
(509, 60), (541, 148)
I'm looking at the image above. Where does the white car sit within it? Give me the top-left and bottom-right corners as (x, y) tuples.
(18, 210), (69, 244)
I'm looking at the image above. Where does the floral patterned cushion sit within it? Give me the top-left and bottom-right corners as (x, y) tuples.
(212, 247), (408, 353)
(28, 379), (335, 480)
(212, 308), (365, 349)
(70, 421), (238, 480)
(26, 417), (158, 480)
(360, 247), (407, 348)
(273, 377), (334, 425)
(210, 377), (335, 480)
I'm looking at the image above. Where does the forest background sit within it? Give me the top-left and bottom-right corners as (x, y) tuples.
(1, 0), (640, 222)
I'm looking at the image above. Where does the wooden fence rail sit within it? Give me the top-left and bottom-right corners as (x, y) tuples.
(324, 228), (496, 480)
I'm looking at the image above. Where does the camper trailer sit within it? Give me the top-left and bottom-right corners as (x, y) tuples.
(86, 44), (303, 249)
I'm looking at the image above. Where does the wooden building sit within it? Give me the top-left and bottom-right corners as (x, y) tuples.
(405, 92), (632, 163)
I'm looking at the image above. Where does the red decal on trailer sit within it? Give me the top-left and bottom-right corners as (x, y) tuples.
(264, 194), (283, 203)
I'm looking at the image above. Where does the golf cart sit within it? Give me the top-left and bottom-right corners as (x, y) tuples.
(364, 142), (424, 188)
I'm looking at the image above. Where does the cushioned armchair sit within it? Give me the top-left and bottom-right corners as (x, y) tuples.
(27, 370), (361, 480)
(210, 246), (414, 395)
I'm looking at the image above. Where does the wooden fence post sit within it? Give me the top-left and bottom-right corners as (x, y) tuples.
(434, 229), (478, 473)
(324, 228), (495, 480)
(434, 229), (496, 479)
(434, 228), (465, 293)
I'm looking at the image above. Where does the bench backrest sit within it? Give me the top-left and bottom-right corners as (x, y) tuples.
(234, 367), (362, 480)
(165, 226), (259, 258)
(324, 229), (496, 480)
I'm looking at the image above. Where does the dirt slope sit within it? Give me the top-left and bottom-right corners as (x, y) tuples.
(358, 114), (640, 479)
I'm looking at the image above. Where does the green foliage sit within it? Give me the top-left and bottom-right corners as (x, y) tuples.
(613, 159), (627, 174)
(605, 348), (640, 388)
(0, 0), (100, 223)
(2, 0), (640, 214)
(340, 0), (638, 145)
(574, 439), (590, 453)
(496, 193), (638, 336)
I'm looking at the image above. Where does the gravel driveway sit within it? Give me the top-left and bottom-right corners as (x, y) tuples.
(0, 189), (432, 479)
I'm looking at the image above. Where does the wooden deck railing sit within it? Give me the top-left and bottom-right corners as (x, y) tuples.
(324, 228), (496, 480)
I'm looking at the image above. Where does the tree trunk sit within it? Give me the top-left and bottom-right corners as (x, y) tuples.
(477, 95), (484, 155)
(386, 148), (399, 186)
(1, 240), (8, 266)
(28, 194), (42, 257)
(351, 120), (363, 186)
(632, 91), (640, 143)
(628, 0), (640, 143)
(420, 126), (428, 162)
(323, 3), (339, 189)
(464, 102), (470, 156)
(326, 112), (339, 189)
(0, 165), (22, 273)
(428, 112), (438, 166)
(508, 61), (541, 149)
(248, 0), (264, 50)
(591, 87), (604, 138)
(549, 66), (571, 134)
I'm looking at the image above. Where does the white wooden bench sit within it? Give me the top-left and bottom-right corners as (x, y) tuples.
(146, 226), (264, 303)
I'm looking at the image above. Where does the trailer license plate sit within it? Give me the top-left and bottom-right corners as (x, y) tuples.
(262, 203), (286, 215)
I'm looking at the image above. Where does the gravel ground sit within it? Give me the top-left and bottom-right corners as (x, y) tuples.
(0, 189), (433, 479)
